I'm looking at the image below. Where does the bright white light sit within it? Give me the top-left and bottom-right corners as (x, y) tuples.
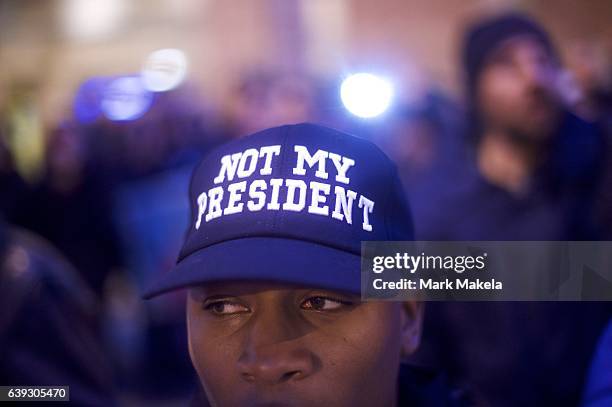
(61, 0), (126, 41)
(101, 76), (153, 122)
(141, 49), (189, 92)
(340, 73), (393, 118)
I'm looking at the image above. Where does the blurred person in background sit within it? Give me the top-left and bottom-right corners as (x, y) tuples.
(85, 88), (224, 402)
(409, 12), (612, 406)
(85, 87), (228, 181)
(227, 70), (316, 137)
(0, 216), (116, 405)
(0, 127), (29, 222)
(416, 12), (610, 241)
(374, 91), (464, 214)
(11, 122), (123, 298)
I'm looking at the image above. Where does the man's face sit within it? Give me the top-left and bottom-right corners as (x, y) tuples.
(476, 35), (563, 141)
(187, 281), (422, 407)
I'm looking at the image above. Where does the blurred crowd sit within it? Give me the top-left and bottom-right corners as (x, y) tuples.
(1, 10), (612, 407)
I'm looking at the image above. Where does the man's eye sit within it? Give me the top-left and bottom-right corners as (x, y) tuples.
(490, 51), (513, 67)
(204, 300), (250, 315)
(301, 296), (351, 312)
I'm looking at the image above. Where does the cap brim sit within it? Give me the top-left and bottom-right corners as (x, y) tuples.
(142, 237), (361, 299)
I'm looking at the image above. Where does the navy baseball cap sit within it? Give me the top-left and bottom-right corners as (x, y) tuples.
(143, 123), (413, 298)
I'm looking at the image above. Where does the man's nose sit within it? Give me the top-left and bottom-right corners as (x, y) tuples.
(519, 54), (552, 88)
(237, 310), (317, 385)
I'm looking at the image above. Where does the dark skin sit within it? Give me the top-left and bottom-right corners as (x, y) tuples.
(187, 281), (423, 407)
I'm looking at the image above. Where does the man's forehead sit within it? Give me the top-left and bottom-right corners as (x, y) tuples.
(488, 34), (555, 62)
